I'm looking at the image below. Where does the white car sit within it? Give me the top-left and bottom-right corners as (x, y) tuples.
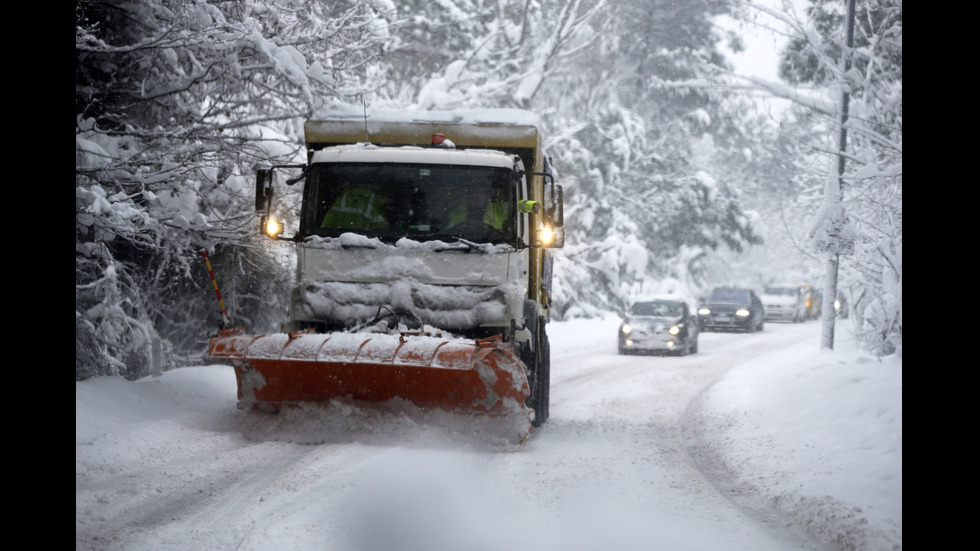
(761, 284), (807, 323)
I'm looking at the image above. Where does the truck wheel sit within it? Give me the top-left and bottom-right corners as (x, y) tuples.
(533, 327), (550, 426)
(519, 303), (538, 406)
(520, 302), (549, 427)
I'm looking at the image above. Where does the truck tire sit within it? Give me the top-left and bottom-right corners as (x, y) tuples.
(520, 301), (549, 427)
(533, 327), (550, 426)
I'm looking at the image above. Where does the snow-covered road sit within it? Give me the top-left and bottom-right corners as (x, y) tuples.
(77, 318), (865, 551)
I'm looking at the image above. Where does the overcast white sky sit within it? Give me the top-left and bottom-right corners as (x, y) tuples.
(716, 0), (803, 82)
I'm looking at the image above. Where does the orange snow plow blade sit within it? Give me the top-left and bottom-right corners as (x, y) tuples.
(209, 327), (532, 422)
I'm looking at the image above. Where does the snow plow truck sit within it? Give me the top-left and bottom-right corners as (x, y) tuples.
(208, 108), (564, 438)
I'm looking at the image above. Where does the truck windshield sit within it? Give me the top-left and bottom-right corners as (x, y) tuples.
(301, 162), (516, 244)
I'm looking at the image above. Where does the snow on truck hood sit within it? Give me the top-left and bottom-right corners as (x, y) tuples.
(298, 235), (523, 286)
(292, 235), (528, 329)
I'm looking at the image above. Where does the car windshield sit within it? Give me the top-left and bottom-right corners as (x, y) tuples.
(709, 288), (750, 303)
(764, 286), (796, 296)
(631, 301), (682, 317)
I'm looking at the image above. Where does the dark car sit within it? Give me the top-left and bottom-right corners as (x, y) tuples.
(618, 299), (700, 356)
(697, 287), (765, 332)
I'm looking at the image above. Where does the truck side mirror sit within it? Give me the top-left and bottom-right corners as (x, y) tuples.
(554, 185), (564, 227)
(256, 169), (273, 212)
(550, 226), (564, 248)
(548, 186), (564, 248)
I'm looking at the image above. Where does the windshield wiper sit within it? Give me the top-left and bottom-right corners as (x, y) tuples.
(433, 238), (477, 251)
(418, 236), (497, 252)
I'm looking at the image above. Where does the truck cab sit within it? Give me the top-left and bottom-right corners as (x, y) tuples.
(284, 144), (557, 341)
(253, 110), (563, 425)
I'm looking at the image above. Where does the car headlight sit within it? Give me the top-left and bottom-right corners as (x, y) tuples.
(668, 324), (680, 336)
(621, 323), (632, 335)
(735, 307), (750, 317)
(697, 307), (710, 316)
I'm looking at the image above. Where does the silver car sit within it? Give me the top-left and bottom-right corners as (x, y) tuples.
(618, 299), (700, 356)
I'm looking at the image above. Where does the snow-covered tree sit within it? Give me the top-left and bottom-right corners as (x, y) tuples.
(701, 0), (901, 356)
(780, 0), (901, 356)
(76, 0), (899, 382)
(537, 0), (766, 314)
(76, 0), (396, 378)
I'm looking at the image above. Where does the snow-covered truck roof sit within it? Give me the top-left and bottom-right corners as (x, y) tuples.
(304, 108), (545, 173)
(309, 143), (519, 168)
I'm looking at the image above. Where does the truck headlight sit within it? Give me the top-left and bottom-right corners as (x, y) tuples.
(536, 226), (554, 246)
(263, 215), (283, 239)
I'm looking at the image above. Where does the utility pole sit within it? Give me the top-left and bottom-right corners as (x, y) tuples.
(821, 0), (856, 350)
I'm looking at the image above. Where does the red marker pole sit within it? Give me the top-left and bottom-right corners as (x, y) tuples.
(201, 250), (232, 327)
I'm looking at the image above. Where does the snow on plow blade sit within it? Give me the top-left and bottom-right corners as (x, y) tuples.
(208, 327), (532, 423)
